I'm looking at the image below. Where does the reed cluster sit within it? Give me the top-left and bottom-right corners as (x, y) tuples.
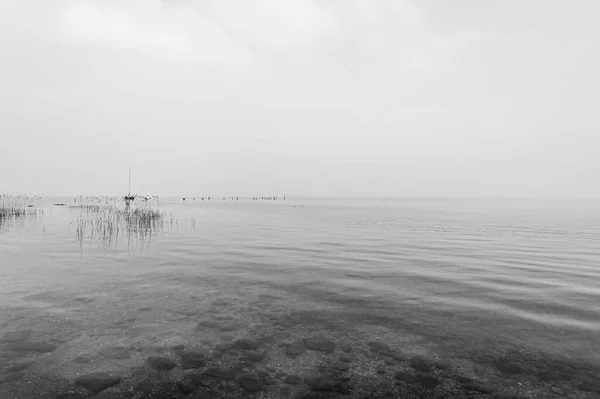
(0, 199), (43, 232)
(72, 203), (170, 250)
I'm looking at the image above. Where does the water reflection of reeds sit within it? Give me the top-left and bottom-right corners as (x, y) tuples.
(70, 203), (194, 252)
(0, 197), (43, 233)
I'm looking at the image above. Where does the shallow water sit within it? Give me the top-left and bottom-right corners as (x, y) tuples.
(1, 197), (600, 398)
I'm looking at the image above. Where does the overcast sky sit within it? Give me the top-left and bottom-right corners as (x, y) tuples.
(1, 0), (598, 197)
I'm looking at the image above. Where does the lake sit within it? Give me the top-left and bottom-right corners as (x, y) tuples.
(1, 197), (599, 398)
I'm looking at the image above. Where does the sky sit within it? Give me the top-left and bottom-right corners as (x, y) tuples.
(1, 0), (599, 197)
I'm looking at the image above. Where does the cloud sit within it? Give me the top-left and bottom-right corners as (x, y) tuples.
(60, 0), (254, 64)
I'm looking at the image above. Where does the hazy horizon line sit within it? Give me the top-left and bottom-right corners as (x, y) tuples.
(2, 193), (599, 201)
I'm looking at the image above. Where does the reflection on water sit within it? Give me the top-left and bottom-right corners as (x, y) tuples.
(1, 197), (600, 398)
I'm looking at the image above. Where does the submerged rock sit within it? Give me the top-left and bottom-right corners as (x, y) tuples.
(394, 371), (416, 383)
(462, 381), (495, 394)
(214, 343), (232, 352)
(74, 372), (121, 394)
(205, 367), (236, 381)
(367, 341), (389, 352)
(304, 376), (334, 391)
(285, 342), (306, 357)
(409, 355), (432, 372)
(284, 375), (303, 385)
(98, 347), (130, 360)
(243, 351), (265, 362)
(304, 337), (335, 353)
(233, 339), (261, 350)
(494, 359), (522, 375)
(334, 382), (352, 395)
(0, 372), (25, 384)
(238, 373), (263, 392)
(219, 323), (238, 332)
(181, 352), (206, 369)
(292, 386), (314, 399)
(336, 363), (350, 372)
(146, 356), (178, 371)
(8, 362), (32, 372)
(0, 330), (33, 343)
(415, 373), (439, 389)
(72, 355), (92, 364)
(181, 373), (212, 390)
(6, 341), (55, 353)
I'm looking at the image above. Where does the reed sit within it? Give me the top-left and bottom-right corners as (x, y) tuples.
(71, 202), (183, 251)
(68, 204), (106, 212)
(0, 196), (43, 233)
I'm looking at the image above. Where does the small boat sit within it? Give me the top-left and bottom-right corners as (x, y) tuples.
(124, 167), (136, 203)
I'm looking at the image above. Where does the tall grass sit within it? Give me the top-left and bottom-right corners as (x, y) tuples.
(70, 201), (190, 252)
(0, 196), (43, 233)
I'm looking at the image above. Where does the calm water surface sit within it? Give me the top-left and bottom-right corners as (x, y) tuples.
(1, 197), (599, 397)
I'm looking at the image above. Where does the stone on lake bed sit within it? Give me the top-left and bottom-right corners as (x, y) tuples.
(134, 380), (156, 393)
(284, 375), (303, 385)
(181, 352), (207, 369)
(292, 386), (313, 399)
(409, 355), (432, 372)
(238, 373), (263, 392)
(205, 367), (236, 381)
(74, 372), (121, 394)
(304, 376), (334, 391)
(72, 355), (92, 364)
(219, 323), (238, 332)
(214, 343), (232, 352)
(243, 351), (265, 362)
(285, 342), (306, 357)
(0, 330), (33, 343)
(394, 371), (417, 383)
(6, 341), (56, 353)
(0, 372), (26, 384)
(493, 359), (522, 374)
(233, 339), (261, 350)
(461, 381), (495, 394)
(367, 341), (390, 352)
(146, 356), (178, 371)
(336, 364), (350, 371)
(415, 373), (439, 389)
(74, 297), (95, 303)
(98, 347), (130, 360)
(334, 382), (351, 395)
(8, 362), (32, 372)
(197, 320), (220, 329)
(181, 373), (212, 389)
(303, 337), (335, 353)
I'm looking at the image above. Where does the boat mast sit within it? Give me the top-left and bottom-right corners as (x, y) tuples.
(128, 167), (131, 196)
